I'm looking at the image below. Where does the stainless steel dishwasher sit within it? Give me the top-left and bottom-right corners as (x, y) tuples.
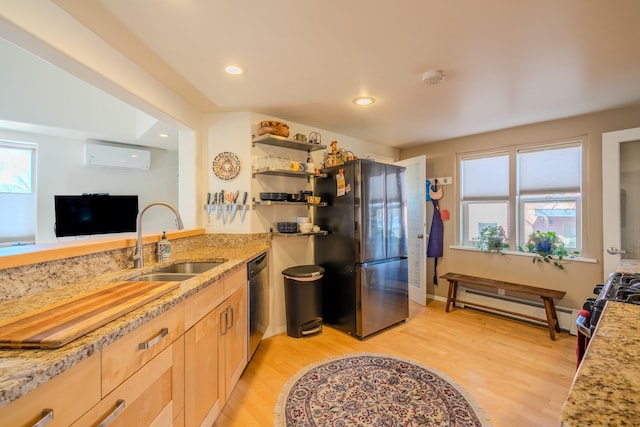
(247, 253), (269, 360)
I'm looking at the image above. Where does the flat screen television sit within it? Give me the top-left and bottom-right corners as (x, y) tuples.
(54, 194), (138, 237)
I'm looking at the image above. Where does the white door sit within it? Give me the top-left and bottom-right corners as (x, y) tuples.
(602, 127), (640, 280)
(396, 156), (427, 305)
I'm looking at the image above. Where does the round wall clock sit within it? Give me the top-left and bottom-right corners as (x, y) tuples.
(212, 151), (241, 180)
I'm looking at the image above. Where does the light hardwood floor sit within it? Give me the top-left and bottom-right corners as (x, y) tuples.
(215, 300), (577, 427)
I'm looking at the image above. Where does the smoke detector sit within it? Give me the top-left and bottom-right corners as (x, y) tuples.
(422, 70), (446, 85)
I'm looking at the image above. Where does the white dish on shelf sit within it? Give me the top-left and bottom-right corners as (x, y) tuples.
(299, 223), (314, 233)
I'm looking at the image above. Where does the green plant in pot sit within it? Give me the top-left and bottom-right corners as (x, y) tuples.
(474, 225), (508, 254)
(520, 230), (579, 270)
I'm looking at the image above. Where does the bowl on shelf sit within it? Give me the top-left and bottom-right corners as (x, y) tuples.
(260, 192), (288, 201)
(296, 216), (310, 224)
(287, 193), (305, 202)
(276, 222), (298, 233)
(299, 223), (314, 233)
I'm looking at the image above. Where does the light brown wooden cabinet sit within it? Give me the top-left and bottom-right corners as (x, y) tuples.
(72, 336), (184, 427)
(73, 302), (186, 427)
(184, 267), (248, 427)
(101, 301), (186, 396)
(0, 353), (101, 427)
(220, 281), (247, 402)
(0, 263), (252, 427)
(183, 267), (225, 426)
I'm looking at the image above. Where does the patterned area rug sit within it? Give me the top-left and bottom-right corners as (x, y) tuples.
(275, 353), (492, 426)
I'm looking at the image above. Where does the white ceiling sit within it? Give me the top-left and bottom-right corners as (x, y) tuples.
(54, 0), (640, 148)
(0, 35), (181, 151)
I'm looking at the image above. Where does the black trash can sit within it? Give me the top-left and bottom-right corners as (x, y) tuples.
(282, 265), (325, 338)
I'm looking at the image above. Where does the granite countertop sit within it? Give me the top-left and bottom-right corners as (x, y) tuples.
(0, 244), (269, 408)
(561, 301), (640, 425)
(615, 259), (640, 275)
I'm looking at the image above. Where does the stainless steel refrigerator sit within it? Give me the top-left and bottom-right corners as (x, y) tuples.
(314, 159), (408, 339)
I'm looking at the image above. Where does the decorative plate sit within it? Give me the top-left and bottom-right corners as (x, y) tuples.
(212, 152), (241, 180)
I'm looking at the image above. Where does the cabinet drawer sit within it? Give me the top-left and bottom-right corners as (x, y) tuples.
(223, 267), (246, 299)
(73, 336), (184, 427)
(185, 280), (224, 330)
(0, 353), (100, 427)
(102, 302), (185, 396)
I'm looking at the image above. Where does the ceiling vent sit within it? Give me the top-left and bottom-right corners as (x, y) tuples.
(84, 142), (151, 170)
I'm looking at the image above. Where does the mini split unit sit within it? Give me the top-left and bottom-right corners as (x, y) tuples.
(84, 142), (151, 170)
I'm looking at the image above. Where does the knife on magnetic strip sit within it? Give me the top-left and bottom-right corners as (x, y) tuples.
(219, 190), (225, 221)
(229, 190), (240, 222)
(240, 192), (248, 222)
(213, 192), (219, 219)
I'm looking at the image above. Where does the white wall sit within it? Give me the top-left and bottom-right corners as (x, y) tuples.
(1, 3), (203, 239)
(178, 128), (198, 230)
(0, 2), (202, 132)
(202, 112), (253, 233)
(0, 128), (179, 244)
(1, 3), (398, 337)
(0, 37), (139, 141)
(202, 112), (399, 337)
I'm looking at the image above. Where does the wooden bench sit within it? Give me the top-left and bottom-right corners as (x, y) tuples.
(440, 272), (566, 340)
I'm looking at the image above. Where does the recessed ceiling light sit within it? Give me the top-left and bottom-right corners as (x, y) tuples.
(225, 65), (245, 75)
(159, 133), (169, 138)
(353, 96), (375, 106)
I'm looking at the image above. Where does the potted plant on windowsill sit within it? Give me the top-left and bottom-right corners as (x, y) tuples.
(474, 225), (508, 254)
(519, 230), (579, 270)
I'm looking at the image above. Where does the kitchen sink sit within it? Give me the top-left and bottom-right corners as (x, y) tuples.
(128, 273), (197, 282)
(156, 261), (227, 274)
(128, 261), (227, 282)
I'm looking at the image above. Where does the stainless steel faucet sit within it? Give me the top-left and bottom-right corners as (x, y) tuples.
(132, 202), (184, 268)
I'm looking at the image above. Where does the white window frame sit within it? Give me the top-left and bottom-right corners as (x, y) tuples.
(0, 141), (36, 194)
(516, 195), (582, 250)
(461, 201), (510, 247)
(0, 140), (37, 245)
(458, 138), (584, 253)
(459, 151), (510, 247)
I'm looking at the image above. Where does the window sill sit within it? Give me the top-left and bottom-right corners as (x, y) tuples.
(449, 245), (598, 264)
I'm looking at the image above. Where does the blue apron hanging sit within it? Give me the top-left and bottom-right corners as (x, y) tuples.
(427, 199), (443, 284)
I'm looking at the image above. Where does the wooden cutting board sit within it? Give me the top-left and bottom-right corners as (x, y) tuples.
(0, 280), (180, 349)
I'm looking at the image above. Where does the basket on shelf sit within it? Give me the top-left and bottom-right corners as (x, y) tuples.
(258, 121), (289, 138)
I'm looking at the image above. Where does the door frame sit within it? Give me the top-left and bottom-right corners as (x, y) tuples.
(602, 126), (640, 279)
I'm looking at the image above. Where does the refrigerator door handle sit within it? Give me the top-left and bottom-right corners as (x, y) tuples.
(359, 256), (407, 268)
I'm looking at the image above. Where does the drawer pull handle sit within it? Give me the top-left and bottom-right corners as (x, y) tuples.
(226, 306), (234, 330)
(32, 409), (53, 427)
(220, 311), (228, 336)
(138, 328), (169, 350)
(97, 399), (125, 427)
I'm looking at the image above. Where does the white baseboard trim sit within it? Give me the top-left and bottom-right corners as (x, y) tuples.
(264, 325), (287, 340)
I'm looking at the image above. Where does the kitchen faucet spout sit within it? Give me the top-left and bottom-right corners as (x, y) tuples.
(132, 202), (184, 268)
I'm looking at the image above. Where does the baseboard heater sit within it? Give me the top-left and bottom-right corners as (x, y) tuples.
(458, 287), (579, 336)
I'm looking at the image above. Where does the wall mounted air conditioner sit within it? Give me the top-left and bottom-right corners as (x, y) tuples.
(84, 142), (151, 170)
